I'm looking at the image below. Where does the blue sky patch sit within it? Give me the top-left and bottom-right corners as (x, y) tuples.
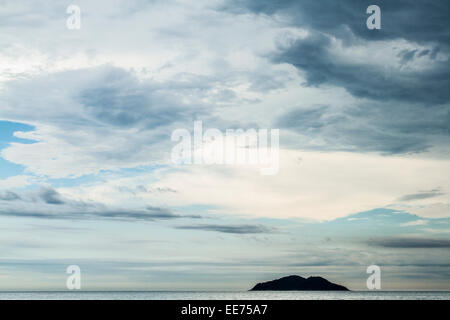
(0, 121), (37, 179)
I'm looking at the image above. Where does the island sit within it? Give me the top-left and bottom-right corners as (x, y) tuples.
(250, 275), (349, 291)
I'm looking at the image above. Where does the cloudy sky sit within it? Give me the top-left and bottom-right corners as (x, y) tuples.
(0, 0), (449, 290)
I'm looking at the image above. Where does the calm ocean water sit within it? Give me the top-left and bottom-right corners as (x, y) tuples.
(0, 291), (449, 300)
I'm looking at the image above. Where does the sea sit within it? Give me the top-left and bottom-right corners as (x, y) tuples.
(0, 291), (448, 300)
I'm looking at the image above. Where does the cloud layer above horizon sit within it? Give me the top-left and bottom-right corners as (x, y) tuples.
(0, 0), (449, 290)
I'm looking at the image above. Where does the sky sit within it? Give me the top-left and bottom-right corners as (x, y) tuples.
(0, 0), (449, 291)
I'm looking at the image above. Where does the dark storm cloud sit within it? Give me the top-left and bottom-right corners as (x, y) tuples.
(276, 102), (449, 154)
(237, 0), (450, 154)
(176, 224), (274, 234)
(398, 189), (445, 202)
(369, 237), (450, 248)
(225, 1), (450, 104)
(226, 0), (450, 46)
(273, 32), (450, 104)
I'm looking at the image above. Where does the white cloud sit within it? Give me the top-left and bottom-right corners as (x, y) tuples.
(401, 220), (428, 227)
(398, 203), (450, 219)
(59, 149), (450, 220)
(0, 175), (34, 189)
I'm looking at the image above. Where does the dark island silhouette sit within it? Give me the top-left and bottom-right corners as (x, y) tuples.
(250, 275), (349, 291)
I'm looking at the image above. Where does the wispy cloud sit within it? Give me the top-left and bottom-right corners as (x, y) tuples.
(398, 189), (445, 202)
(176, 224), (275, 234)
(0, 187), (201, 222)
(369, 237), (450, 248)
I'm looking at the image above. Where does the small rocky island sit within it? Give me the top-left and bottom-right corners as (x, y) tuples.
(250, 275), (349, 291)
